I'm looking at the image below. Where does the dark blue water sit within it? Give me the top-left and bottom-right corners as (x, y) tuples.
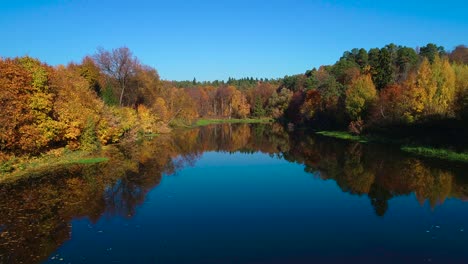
(1, 124), (467, 263)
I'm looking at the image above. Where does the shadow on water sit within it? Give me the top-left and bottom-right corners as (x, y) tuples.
(0, 123), (467, 263)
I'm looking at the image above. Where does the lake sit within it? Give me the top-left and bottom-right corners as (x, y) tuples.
(1, 123), (467, 264)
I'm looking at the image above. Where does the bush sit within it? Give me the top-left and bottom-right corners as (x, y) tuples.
(80, 118), (100, 151)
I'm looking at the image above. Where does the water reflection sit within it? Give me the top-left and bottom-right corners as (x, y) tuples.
(299, 138), (467, 215)
(0, 124), (467, 263)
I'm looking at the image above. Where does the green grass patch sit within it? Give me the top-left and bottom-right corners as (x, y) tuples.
(75, 157), (109, 164)
(193, 118), (273, 127)
(315, 131), (368, 143)
(0, 149), (109, 184)
(401, 146), (468, 163)
(317, 130), (468, 163)
(315, 130), (403, 145)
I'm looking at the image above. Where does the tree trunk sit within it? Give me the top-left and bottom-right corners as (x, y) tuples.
(221, 100), (224, 117)
(119, 84), (125, 106)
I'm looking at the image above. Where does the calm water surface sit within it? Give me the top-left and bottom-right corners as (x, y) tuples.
(1, 124), (467, 263)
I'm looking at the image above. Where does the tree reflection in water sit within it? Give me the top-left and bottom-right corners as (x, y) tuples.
(1, 123), (467, 263)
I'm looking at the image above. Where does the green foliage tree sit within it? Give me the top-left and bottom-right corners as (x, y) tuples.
(78, 56), (103, 95)
(101, 83), (118, 106)
(420, 43), (445, 63)
(267, 88), (293, 118)
(253, 97), (266, 117)
(356, 48), (369, 69)
(80, 118), (100, 151)
(331, 58), (359, 84)
(396, 47), (418, 82)
(373, 47), (395, 90)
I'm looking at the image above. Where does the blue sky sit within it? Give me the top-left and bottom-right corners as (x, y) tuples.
(1, 0), (467, 81)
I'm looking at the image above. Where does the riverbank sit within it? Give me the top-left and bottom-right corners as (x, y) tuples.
(0, 148), (109, 184)
(401, 146), (468, 163)
(0, 119), (272, 184)
(315, 131), (369, 143)
(316, 130), (468, 163)
(191, 118), (274, 127)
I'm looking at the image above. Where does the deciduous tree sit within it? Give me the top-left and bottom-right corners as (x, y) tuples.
(345, 74), (377, 121)
(94, 47), (139, 106)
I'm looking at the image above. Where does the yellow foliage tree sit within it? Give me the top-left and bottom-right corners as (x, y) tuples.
(163, 87), (197, 124)
(413, 56), (456, 117)
(403, 73), (426, 122)
(231, 89), (250, 118)
(345, 74), (377, 120)
(52, 65), (104, 149)
(19, 57), (64, 150)
(153, 97), (169, 122)
(431, 56), (456, 116)
(452, 63), (468, 119)
(415, 58), (437, 114)
(137, 105), (157, 134)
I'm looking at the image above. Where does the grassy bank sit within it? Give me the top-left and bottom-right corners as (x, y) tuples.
(0, 130), (163, 184)
(401, 146), (468, 163)
(193, 118), (273, 127)
(0, 149), (109, 184)
(315, 131), (369, 143)
(316, 130), (468, 163)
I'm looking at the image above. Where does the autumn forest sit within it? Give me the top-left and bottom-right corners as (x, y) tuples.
(1, 43), (468, 161)
(2, 42), (468, 263)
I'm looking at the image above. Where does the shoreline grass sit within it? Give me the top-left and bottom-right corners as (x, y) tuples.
(193, 118), (273, 127)
(401, 146), (468, 163)
(0, 149), (109, 184)
(316, 130), (468, 163)
(75, 157), (109, 164)
(315, 131), (369, 143)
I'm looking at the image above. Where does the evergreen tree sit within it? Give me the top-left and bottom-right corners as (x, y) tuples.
(253, 97), (266, 117)
(373, 48), (394, 90)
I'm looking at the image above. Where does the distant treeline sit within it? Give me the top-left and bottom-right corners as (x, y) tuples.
(170, 76), (281, 90)
(1, 43), (467, 158)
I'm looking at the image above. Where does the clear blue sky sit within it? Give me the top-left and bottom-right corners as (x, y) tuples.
(1, 0), (467, 81)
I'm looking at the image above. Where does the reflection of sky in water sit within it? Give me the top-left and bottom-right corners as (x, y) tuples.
(46, 151), (468, 264)
(195, 151), (284, 166)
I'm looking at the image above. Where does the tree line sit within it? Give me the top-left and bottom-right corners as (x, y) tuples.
(1, 44), (467, 157)
(169, 43), (468, 134)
